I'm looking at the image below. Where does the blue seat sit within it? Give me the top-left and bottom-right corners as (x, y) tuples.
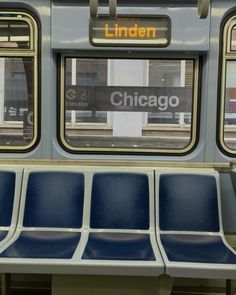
(156, 170), (236, 279)
(0, 231), (81, 259)
(90, 173), (150, 230)
(0, 170), (84, 260)
(0, 169), (22, 246)
(82, 171), (164, 276)
(82, 233), (155, 261)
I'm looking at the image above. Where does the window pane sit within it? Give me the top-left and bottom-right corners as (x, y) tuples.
(65, 58), (107, 124)
(0, 57), (34, 146)
(0, 20), (30, 49)
(223, 61), (236, 149)
(148, 60), (193, 124)
(63, 58), (196, 152)
(231, 26), (236, 51)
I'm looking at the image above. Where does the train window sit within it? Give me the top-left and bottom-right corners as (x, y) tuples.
(231, 26), (236, 51)
(148, 60), (194, 124)
(60, 56), (199, 154)
(65, 58), (107, 124)
(0, 12), (39, 150)
(219, 17), (236, 154)
(0, 19), (30, 49)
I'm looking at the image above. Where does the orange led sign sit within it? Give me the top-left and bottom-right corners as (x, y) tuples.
(104, 23), (157, 39)
(90, 17), (170, 47)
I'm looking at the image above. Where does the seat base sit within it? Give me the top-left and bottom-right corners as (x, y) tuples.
(82, 233), (156, 261)
(0, 231), (81, 259)
(161, 234), (236, 264)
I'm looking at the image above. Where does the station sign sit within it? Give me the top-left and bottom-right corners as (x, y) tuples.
(89, 17), (170, 47)
(65, 86), (192, 113)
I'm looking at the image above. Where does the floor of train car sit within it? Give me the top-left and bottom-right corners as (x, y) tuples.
(1, 277), (235, 295)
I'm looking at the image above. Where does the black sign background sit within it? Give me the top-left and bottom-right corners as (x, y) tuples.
(89, 16), (171, 47)
(65, 86), (192, 113)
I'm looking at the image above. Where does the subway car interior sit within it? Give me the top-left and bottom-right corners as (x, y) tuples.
(1, 0), (236, 294)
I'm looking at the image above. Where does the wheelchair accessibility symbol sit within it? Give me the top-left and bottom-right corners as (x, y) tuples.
(66, 87), (88, 101)
(66, 89), (76, 101)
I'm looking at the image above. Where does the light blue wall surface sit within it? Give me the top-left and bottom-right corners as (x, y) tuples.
(1, 0), (236, 231)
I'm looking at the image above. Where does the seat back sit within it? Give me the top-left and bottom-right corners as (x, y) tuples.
(0, 170), (22, 227)
(90, 172), (150, 230)
(157, 171), (220, 232)
(22, 171), (84, 228)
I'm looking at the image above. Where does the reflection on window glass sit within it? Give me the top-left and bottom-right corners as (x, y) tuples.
(0, 57), (34, 146)
(231, 26), (236, 51)
(148, 60), (193, 124)
(62, 57), (197, 152)
(223, 61), (236, 149)
(65, 58), (107, 124)
(0, 20), (30, 49)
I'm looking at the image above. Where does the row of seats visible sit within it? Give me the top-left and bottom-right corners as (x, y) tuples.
(0, 167), (235, 279)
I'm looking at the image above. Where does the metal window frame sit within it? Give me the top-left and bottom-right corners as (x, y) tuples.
(59, 53), (199, 155)
(0, 11), (39, 152)
(219, 16), (236, 155)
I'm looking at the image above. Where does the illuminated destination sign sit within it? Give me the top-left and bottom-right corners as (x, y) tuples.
(89, 17), (170, 46)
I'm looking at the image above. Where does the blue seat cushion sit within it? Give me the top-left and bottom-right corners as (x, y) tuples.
(90, 173), (150, 230)
(159, 174), (220, 232)
(0, 231), (8, 241)
(23, 172), (84, 228)
(0, 171), (16, 226)
(0, 231), (81, 259)
(161, 234), (236, 264)
(82, 233), (155, 261)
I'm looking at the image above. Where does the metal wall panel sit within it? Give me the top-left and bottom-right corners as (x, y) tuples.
(51, 3), (210, 51)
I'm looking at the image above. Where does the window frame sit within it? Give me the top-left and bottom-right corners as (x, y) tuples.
(0, 10), (39, 152)
(59, 53), (200, 155)
(219, 15), (236, 155)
